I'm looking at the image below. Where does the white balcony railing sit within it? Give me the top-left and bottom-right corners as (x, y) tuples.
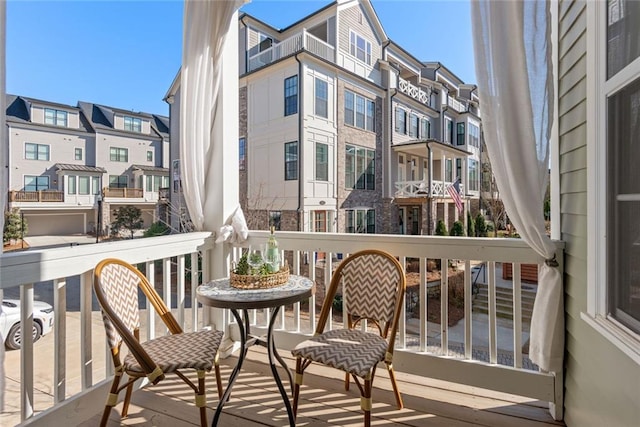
(398, 77), (431, 107)
(248, 30), (335, 72)
(395, 179), (465, 198)
(447, 97), (467, 113)
(0, 231), (563, 425)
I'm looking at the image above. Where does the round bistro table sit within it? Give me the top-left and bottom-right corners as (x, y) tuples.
(196, 274), (315, 426)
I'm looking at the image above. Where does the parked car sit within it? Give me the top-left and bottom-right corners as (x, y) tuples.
(0, 299), (54, 350)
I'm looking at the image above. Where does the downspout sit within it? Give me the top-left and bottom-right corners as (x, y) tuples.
(294, 53), (304, 231)
(426, 141), (433, 235)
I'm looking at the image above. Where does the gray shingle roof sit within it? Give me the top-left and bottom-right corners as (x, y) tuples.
(55, 163), (107, 173)
(132, 164), (169, 173)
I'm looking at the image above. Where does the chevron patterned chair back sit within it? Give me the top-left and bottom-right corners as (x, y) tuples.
(291, 249), (406, 427)
(93, 258), (224, 427)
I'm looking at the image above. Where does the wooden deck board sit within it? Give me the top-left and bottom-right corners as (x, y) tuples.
(81, 346), (564, 426)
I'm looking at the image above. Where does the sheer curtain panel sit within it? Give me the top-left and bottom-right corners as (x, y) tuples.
(471, 1), (563, 373)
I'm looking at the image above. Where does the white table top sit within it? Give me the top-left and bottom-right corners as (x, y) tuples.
(196, 274), (315, 310)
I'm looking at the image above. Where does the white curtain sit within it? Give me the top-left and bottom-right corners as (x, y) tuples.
(181, 0), (246, 231)
(0, 0), (6, 411)
(471, 1), (563, 372)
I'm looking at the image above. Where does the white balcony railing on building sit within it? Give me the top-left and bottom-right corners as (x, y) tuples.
(447, 97), (467, 113)
(395, 179), (465, 198)
(0, 231), (563, 425)
(398, 77), (431, 107)
(248, 30), (335, 72)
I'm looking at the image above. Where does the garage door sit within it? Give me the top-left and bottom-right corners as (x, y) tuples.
(25, 213), (85, 236)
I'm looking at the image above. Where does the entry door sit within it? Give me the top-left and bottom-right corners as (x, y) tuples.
(408, 206), (420, 235)
(398, 207), (406, 234)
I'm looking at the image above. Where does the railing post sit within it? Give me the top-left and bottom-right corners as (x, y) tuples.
(80, 270), (93, 390)
(54, 278), (67, 404)
(20, 284), (34, 421)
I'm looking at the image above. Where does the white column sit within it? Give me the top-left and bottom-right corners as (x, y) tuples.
(0, 1), (7, 413)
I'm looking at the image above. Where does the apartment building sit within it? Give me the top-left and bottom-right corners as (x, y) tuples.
(5, 95), (170, 236)
(166, 0), (483, 235)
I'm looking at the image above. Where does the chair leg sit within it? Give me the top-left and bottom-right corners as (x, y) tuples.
(100, 372), (122, 427)
(344, 372), (350, 391)
(121, 379), (134, 417)
(362, 375), (372, 427)
(386, 362), (404, 409)
(292, 357), (303, 419)
(196, 370), (207, 427)
(214, 353), (223, 399)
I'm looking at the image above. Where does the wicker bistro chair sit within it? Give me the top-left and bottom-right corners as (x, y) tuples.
(93, 258), (224, 427)
(291, 249), (407, 426)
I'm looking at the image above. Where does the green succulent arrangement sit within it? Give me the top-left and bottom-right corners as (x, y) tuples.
(234, 253), (275, 275)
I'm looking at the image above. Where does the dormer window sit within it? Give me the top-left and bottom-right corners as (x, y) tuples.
(349, 31), (371, 65)
(44, 108), (67, 127)
(124, 116), (142, 133)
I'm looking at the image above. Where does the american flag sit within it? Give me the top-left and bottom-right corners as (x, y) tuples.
(447, 178), (463, 214)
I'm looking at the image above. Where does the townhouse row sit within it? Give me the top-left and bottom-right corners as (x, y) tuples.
(166, 0), (488, 236)
(5, 95), (170, 236)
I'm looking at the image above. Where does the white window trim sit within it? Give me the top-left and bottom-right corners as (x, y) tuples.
(349, 30), (372, 66)
(583, 1), (640, 365)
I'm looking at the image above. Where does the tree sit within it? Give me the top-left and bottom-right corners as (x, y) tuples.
(3, 208), (27, 243)
(450, 221), (465, 236)
(111, 205), (143, 239)
(435, 219), (448, 236)
(475, 213), (488, 237)
(466, 211), (475, 237)
(143, 221), (170, 237)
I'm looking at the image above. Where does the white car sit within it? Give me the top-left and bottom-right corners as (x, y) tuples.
(0, 299), (54, 350)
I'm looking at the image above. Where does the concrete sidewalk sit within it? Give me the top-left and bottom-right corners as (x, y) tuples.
(24, 234), (98, 249)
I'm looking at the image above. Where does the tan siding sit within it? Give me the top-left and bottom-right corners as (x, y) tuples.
(559, 1), (640, 426)
(559, 124), (586, 155)
(338, 4), (382, 63)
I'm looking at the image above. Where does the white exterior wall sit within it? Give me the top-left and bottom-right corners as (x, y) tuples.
(8, 125), (94, 191)
(336, 3), (382, 85)
(247, 62), (300, 211)
(96, 132), (162, 184)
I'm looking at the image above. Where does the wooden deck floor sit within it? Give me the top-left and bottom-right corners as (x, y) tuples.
(82, 346), (565, 427)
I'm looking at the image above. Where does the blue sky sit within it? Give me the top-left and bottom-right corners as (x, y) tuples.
(6, 0), (474, 116)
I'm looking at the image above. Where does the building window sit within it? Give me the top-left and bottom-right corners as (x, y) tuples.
(314, 211), (327, 232)
(395, 108), (406, 134)
(586, 2), (640, 351)
(445, 159), (453, 182)
(456, 158), (462, 182)
(284, 141), (298, 180)
(146, 151), (153, 162)
(445, 117), (454, 143)
(410, 114), (419, 138)
(78, 176), (90, 195)
(349, 31), (372, 65)
(468, 159), (478, 192)
(346, 208), (375, 233)
(67, 176), (77, 194)
(44, 108), (67, 127)
(269, 211), (282, 230)
(24, 175), (49, 192)
(110, 147), (128, 162)
(469, 123), (480, 148)
(92, 176), (101, 195)
(457, 122), (466, 145)
(74, 147), (83, 160)
(25, 143), (49, 161)
(109, 175), (128, 188)
(315, 78), (328, 118)
(315, 143), (328, 181)
(284, 75), (298, 116)
(146, 175), (167, 192)
(345, 144), (375, 190)
(239, 137), (246, 170)
(344, 90), (375, 132)
(124, 116), (142, 132)
(421, 118), (431, 139)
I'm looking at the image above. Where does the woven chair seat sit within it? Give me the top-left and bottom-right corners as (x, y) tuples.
(292, 329), (387, 378)
(124, 329), (223, 374)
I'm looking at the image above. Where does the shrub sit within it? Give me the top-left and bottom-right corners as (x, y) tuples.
(3, 208), (27, 243)
(475, 214), (488, 237)
(467, 211), (475, 237)
(435, 220), (448, 236)
(450, 221), (465, 236)
(144, 221), (170, 237)
(111, 205), (143, 239)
